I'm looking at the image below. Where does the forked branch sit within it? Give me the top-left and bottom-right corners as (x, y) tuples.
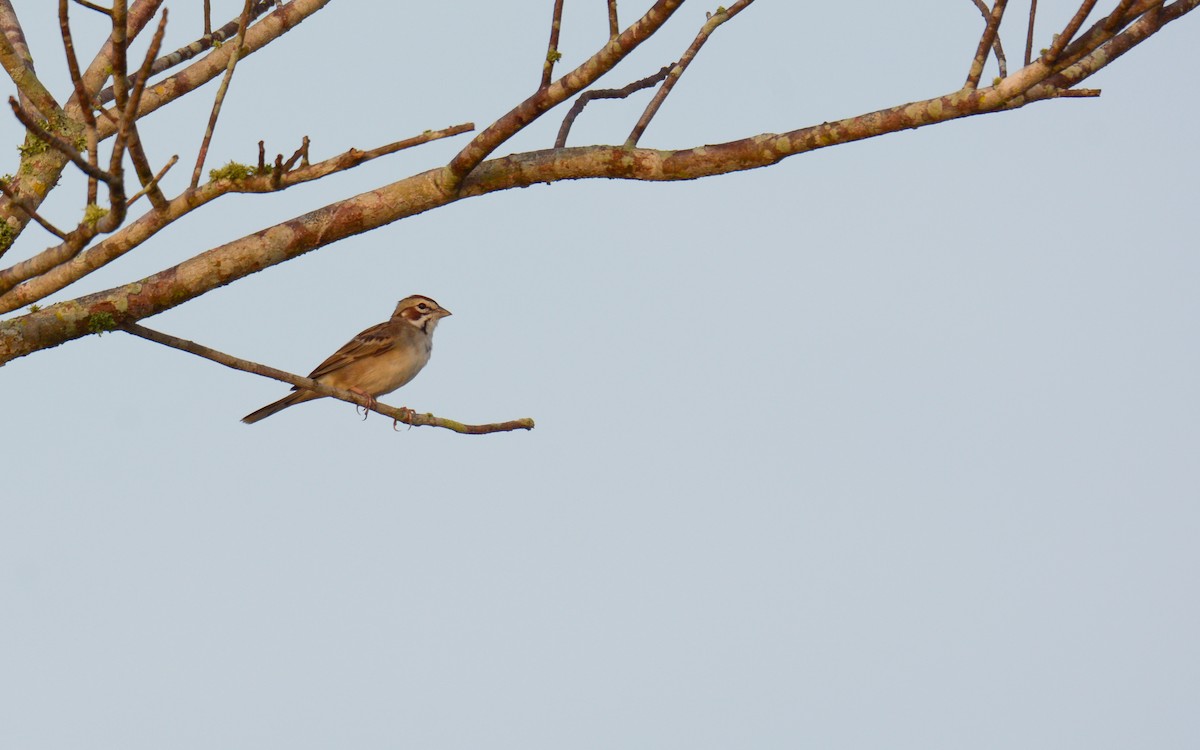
(965, 0), (1007, 89)
(555, 64), (671, 147)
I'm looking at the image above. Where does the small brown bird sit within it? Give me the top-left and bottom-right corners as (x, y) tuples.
(241, 294), (452, 424)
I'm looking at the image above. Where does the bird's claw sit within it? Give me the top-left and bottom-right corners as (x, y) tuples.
(391, 407), (416, 431)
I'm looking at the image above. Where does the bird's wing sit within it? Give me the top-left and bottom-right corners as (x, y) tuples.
(305, 321), (398, 381)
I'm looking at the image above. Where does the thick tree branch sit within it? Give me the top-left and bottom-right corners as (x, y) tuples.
(0, 24), (61, 120)
(123, 323), (535, 434)
(0, 179), (67, 239)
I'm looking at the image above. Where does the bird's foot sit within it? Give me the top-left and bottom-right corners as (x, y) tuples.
(392, 407), (416, 431)
(349, 387), (377, 420)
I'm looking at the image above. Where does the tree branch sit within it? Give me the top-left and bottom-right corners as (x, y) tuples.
(968, 0), (1009, 78)
(555, 64), (671, 148)
(0, 20), (61, 120)
(965, 0), (1007, 89)
(1043, 0), (1100, 64)
(123, 323), (535, 434)
(190, 0), (253, 188)
(540, 0), (564, 89)
(1025, 0), (1037, 66)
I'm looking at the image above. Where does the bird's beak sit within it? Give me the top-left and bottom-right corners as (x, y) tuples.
(440, 308), (453, 317)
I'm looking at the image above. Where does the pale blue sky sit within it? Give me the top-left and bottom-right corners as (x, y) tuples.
(3, 2), (1198, 749)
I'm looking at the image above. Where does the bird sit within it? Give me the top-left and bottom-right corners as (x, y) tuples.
(241, 294), (452, 424)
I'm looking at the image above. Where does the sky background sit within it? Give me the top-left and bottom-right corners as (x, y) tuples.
(3, 2), (1198, 748)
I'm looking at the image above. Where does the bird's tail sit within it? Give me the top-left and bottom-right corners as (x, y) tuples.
(241, 390), (316, 424)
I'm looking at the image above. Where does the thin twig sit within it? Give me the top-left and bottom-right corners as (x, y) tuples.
(555, 65), (670, 147)
(121, 8), (169, 207)
(190, 0), (253, 188)
(1053, 87), (1101, 97)
(969, 0), (1008, 78)
(125, 154), (176, 207)
(607, 0), (619, 38)
(626, 1), (753, 147)
(203, 0), (210, 35)
(1042, 0), (1099, 64)
(965, 0), (1007, 89)
(123, 323), (536, 434)
(60, 0), (101, 205)
(540, 0), (565, 89)
(1025, 0), (1037, 65)
(0, 179), (68, 239)
(71, 0), (111, 15)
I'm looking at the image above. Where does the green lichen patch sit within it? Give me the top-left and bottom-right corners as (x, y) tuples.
(208, 161), (258, 182)
(83, 204), (109, 225)
(86, 311), (116, 335)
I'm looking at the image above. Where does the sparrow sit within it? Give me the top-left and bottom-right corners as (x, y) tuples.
(241, 294), (452, 424)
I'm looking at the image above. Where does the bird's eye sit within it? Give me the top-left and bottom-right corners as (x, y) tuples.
(417, 303), (429, 311)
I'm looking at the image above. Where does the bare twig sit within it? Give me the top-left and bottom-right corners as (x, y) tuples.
(626, 0), (753, 147)
(540, 0), (565, 89)
(1042, 0), (1099, 64)
(123, 323), (536, 434)
(71, 0), (111, 15)
(121, 8), (169, 208)
(125, 154), (176, 208)
(0, 179), (68, 239)
(969, 0), (1008, 78)
(97, 0), (276, 105)
(1103, 0), (1141, 32)
(555, 64), (671, 147)
(608, 0), (619, 38)
(1053, 87), (1101, 97)
(1025, 0), (1037, 66)
(60, 0), (100, 205)
(190, 0), (253, 188)
(203, 0), (210, 36)
(965, 0), (1007, 89)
